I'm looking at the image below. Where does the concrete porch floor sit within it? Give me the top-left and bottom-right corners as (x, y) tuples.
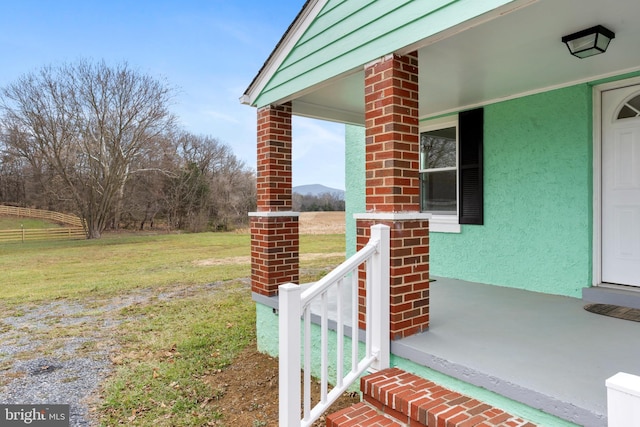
(393, 277), (640, 427)
(254, 276), (640, 426)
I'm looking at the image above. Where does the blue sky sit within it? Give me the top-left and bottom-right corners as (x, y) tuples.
(0, 1), (346, 190)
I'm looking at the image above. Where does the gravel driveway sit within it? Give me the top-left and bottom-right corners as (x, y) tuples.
(0, 290), (173, 426)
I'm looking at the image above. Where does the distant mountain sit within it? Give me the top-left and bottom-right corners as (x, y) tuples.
(293, 184), (345, 200)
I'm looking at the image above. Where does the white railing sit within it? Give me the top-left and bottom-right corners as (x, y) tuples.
(607, 372), (640, 426)
(278, 224), (390, 427)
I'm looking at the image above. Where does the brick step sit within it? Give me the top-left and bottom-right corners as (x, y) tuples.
(326, 402), (405, 427)
(327, 368), (538, 427)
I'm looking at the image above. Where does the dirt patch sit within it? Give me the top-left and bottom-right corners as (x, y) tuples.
(194, 252), (345, 267)
(193, 256), (251, 266)
(204, 344), (360, 426)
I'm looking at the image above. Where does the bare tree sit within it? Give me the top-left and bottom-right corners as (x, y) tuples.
(0, 60), (177, 238)
(209, 153), (256, 230)
(119, 133), (177, 230)
(164, 132), (255, 232)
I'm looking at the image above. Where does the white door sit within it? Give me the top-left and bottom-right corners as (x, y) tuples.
(602, 85), (640, 287)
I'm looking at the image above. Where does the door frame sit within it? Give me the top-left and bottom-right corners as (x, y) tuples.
(593, 76), (640, 287)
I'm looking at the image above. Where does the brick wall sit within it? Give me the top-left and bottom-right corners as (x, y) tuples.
(364, 52), (420, 213)
(250, 214), (299, 297)
(251, 103), (298, 296)
(256, 102), (293, 211)
(357, 218), (429, 339)
(359, 51), (429, 339)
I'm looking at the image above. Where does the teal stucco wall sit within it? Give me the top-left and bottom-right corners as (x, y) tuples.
(345, 124), (366, 257)
(345, 84), (593, 297)
(256, 302), (362, 392)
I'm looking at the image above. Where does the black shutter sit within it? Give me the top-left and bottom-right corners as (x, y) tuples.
(458, 108), (484, 225)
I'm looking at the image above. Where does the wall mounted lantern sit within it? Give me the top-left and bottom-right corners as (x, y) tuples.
(562, 25), (615, 58)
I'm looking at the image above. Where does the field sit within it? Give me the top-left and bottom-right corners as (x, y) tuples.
(0, 211), (345, 234)
(298, 211), (345, 234)
(0, 212), (353, 426)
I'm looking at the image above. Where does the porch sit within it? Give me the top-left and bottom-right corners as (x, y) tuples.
(395, 277), (640, 427)
(255, 276), (640, 426)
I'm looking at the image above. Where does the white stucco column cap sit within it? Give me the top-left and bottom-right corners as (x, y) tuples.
(249, 211), (300, 217)
(364, 53), (396, 69)
(353, 212), (432, 221)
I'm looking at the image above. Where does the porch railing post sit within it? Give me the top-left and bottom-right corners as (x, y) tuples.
(370, 224), (390, 372)
(279, 283), (302, 427)
(606, 372), (640, 427)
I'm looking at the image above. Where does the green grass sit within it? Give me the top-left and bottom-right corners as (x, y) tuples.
(100, 281), (255, 426)
(0, 217), (62, 230)
(0, 230), (345, 425)
(0, 232), (345, 304)
(0, 233), (249, 302)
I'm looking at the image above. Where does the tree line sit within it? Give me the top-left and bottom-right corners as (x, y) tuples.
(0, 60), (255, 238)
(292, 192), (344, 212)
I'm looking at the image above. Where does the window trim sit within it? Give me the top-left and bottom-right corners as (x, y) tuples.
(419, 116), (461, 233)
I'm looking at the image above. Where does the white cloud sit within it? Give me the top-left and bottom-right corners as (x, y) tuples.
(292, 117), (344, 160)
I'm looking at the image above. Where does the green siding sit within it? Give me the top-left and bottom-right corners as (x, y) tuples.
(255, 0), (517, 107)
(345, 84), (593, 297)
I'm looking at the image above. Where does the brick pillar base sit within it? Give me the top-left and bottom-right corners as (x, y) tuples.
(357, 215), (429, 340)
(250, 213), (299, 297)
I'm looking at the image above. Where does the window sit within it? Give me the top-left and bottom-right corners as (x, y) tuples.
(617, 93), (640, 119)
(420, 126), (457, 214)
(420, 108), (484, 232)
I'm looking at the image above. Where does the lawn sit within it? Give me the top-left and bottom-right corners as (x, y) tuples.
(0, 231), (345, 303)
(0, 230), (346, 426)
(0, 217), (62, 230)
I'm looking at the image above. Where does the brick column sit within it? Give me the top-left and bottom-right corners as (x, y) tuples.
(364, 52), (421, 213)
(357, 52), (430, 339)
(250, 103), (299, 297)
(356, 216), (429, 339)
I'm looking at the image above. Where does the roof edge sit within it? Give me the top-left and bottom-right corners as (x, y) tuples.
(240, 0), (328, 107)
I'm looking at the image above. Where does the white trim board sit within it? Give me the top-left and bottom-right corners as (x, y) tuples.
(592, 75), (640, 287)
(422, 65), (640, 123)
(241, 0), (328, 107)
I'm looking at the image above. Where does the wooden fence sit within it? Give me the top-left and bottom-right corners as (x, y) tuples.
(0, 205), (86, 242)
(0, 227), (86, 243)
(0, 205), (83, 227)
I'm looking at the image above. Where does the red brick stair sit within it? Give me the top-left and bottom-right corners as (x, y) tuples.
(326, 368), (537, 427)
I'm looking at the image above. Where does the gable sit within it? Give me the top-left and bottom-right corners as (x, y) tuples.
(248, 0), (520, 108)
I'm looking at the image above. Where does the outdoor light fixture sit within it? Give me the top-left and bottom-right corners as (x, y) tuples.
(562, 25), (615, 58)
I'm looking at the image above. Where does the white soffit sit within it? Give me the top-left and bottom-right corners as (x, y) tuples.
(292, 0), (640, 124)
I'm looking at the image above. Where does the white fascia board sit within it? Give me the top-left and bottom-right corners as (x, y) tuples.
(241, 0), (328, 107)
